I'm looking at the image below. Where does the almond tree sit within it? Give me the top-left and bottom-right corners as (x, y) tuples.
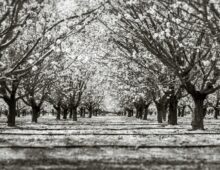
(48, 80), (63, 120)
(106, 31), (183, 124)
(0, 1), (55, 126)
(82, 80), (105, 118)
(107, 55), (153, 120)
(19, 63), (54, 123)
(0, 0), (105, 126)
(105, 0), (220, 130)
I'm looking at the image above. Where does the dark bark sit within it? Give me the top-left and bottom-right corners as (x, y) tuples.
(80, 107), (85, 118)
(183, 82), (208, 130)
(53, 103), (61, 120)
(154, 94), (169, 123)
(131, 109), (134, 116)
(135, 106), (140, 118)
(203, 106), (207, 118)
(214, 96), (220, 119)
(139, 107), (144, 119)
(17, 110), (20, 117)
(191, 94), (206, 130)
(56, 107), (61, 120)
(178, 106), (186, 117)
(7, 98), (17, 126)
(214, 108), (219, 119)
(155, 101), (167, 123)
(93, 110), (97, 116)
(143, 103), (151, 120)
(168, 94), (178, 125)
(143, 109), (148, 120)
(127, 109), (133, 117)
(135, 107), (144, 119)
(88, 106), (92, 118)
(72, 107), (77, 121)
(63, 108), (68, 120)
(69, 108), (73, 119)
(31, 105), (40, 123)
(156, 104), (163, 123)
(134, 102), (144, 119)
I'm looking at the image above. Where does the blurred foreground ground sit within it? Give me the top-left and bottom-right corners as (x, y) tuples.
(0, 114), (220, 170)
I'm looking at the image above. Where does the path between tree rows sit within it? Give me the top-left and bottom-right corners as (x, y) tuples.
(0, 114), (220, 170)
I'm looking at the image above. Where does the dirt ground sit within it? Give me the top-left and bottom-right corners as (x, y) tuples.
(0, 114), (220, 170)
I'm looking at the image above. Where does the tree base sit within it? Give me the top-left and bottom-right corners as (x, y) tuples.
(190, 121), (205, 130)
(8, 123), (16, 127)
(187, 128), (205, 131)
(168, 122), (178, 125)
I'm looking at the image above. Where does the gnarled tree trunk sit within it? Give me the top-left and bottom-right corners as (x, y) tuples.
(69, 108), (73, 119)
(72, 107), (77, 121)
(143, 103), (151, 120)
(53, 103), (61, 120)
(31, 105), (41, 123)
(214, 108), (219, 119)
(178, 105), (186, 117)
(191, 94), (206, 130)
(63, 108), (68, 120)
(155, 101), (168, 123)
(7, 98), (17, 126)
(80, 107), (85, 118)
(168, 94), (178, 125)
(56, 107), (61, 120)
(127, 109), (133, 117)
(88, 106), (93, 118)
(93, 110), (98, 116)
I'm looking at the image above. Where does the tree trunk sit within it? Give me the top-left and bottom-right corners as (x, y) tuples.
(214, 108), (219, 119)
(157, 108), (163, 123)
(93, 110), (97, 116)
(82, 108), (86, 117)
(143, 108), (148, 120)
(72, 107), (77, 121)
(32, 106), (40, 123)
(54, 104), (61, 120)
(178, 106), (185, 117)
(135, 106), (143, 119)
(69, 108), (73, 119)
(127, 109), (133, 117)
(56, 107), (61, 120)
(191, 95), (206, 130)
(80, 108), (83, 117)
(143, 103), (150, 120)
(163, 102), (169, 121)
(135, 107), (139, 118)
(155, 103), (166, 123)
(178, 107), (181, 117)
(139, 107), (144, 119)
(63, 108), (68, 120)
(17, 111), (20, 117)
(80, 108), (85, 118)
(88, 106), (92, 118)
(168, 95), (178, 125)
(7, 99), (17, 127)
